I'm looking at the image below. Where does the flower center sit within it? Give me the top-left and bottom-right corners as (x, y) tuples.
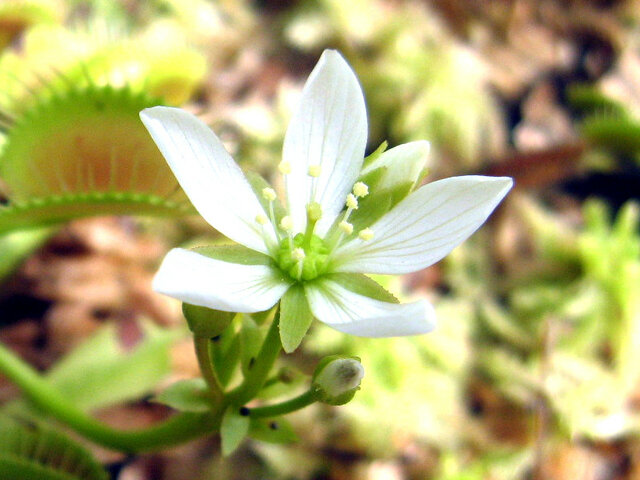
(276, 233), (329, 281)
(257, 170), (375, 280)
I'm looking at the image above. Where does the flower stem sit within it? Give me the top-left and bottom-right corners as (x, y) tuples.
(247, 389), (319, 418)
(0, 341), (220, 452)
(194, 336), (224, 404)
(216, 334), (241, 387)
(227, 310), (282, 406)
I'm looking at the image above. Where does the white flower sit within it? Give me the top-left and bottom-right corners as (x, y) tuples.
(140, 50), (512, 352)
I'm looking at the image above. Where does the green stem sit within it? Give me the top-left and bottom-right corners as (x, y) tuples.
(227, 310), (282, 406)
(194, 336), (223, 404)
(0, 342), (220, 452)
(216, 334), (241, 387)
(248, 389), (318, 418)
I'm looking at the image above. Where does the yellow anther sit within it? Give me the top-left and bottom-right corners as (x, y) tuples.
(346, 193), (358, 210)
(307, 202), (323, 222)
(308, 165), (321, 177)
(339, 221), (354, 235)
(280, 215), (293, 231)
(353, 182), (369, 198)
(358, 228), (374, 241)
(255, 214), (269, 225)
(292, 247), (306, 261)
(262, 187), (277, 202)
(278, 161), (292, 174)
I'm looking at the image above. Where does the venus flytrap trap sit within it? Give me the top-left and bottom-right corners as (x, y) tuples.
(0, 49), (511, 462)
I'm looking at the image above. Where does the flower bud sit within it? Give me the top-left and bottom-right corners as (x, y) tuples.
(182, 303), (234, 337)
(312, 356), (364, 405)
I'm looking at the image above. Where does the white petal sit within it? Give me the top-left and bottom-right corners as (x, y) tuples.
(140, 107), (276, 254)
(360, 141), (430, 190)
(333, 176), (513, 274)
(283, 50), (367, 235)
(305, 279), (435, 337)
(153, 248), (290, 312)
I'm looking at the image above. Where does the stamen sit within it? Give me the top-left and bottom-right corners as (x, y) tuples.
(308, 165), (321, 177)
(346, 194), (358, 210)
(358, 228), (374, 241)
(307, 202), (322, 223)
(280, 215), (294, 249)
(278, 161), (292, 174)
(303, 202), (322, 246)
(280, 216), (292, 232)
(339, 221), (354, 235)
(262, 187), (277, 201)
(353, 182), (369, 198)
(255, 214), (269, 225)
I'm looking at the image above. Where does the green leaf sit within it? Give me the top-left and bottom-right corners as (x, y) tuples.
(324, 273), (399, 303)
(0, 415), (108, 480)
(182, 303), (234, 337)
(154, 378), (212, 413)
(45, 322), (180, 412)
(248, 417), (298, 444)
(220, 407), (250, 456)
(279, 285), (314, 353)
(193, 244), (272, 266)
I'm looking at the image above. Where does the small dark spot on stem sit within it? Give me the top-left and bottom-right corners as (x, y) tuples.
(269, 422), (279, 430)
(248, 357), (255, 369)
(239, 407), (250, 416)
(211, 335), (221, 342)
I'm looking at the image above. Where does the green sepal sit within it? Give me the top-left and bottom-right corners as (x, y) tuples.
(240, 314), (264, 377)
(220, 406), (251, 456)
(323, 273), (399, 303)
(349, 182), (413, 231)
(362, 140), (388, 168)
(182, 303), (234, 338)
(193, 244), (272, 266)
(248, 417), (298, 444)
(357, 165), (387, 193)
(279, 284), (314, 353)
(154, 378), (212, 413)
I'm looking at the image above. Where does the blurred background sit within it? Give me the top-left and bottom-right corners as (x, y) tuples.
(1, 0), (640, 479)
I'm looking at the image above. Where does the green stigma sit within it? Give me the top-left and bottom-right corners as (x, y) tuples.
(277, 233), (329, 281)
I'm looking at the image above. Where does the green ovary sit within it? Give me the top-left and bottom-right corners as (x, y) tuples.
(277, 233), (329, 281)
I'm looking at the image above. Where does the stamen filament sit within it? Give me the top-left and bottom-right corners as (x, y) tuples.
(304, 202), (322, 247)
(262, 187), (280, 241)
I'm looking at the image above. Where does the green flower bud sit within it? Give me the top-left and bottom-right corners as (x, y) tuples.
(312, 356), (364, 406)
(182, 303), (234, 338)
